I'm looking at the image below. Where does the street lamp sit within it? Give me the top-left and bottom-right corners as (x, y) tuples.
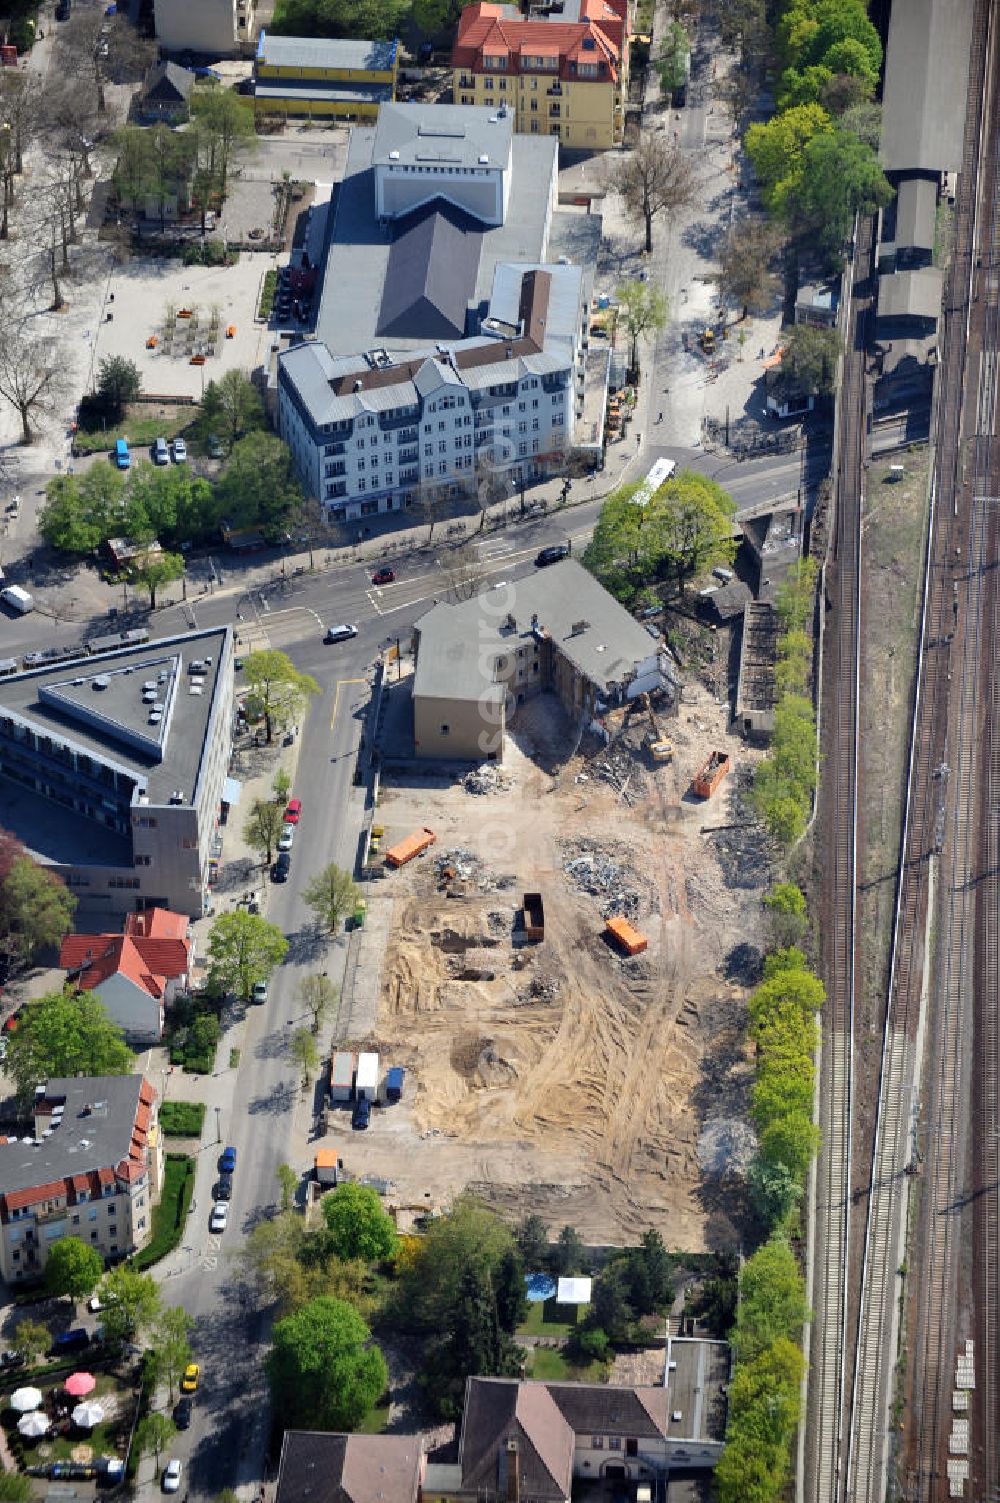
(215, 1105), (221, 1144)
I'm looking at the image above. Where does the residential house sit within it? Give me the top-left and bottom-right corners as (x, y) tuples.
(273, 1432), (425, 1503)
(410, 559), (664, 760)
(138, 61), (195, 124)
(0, 1075), (163, 1284)
(253, 32), (397, 119)
(452, 0), (629, 149)
(60, 908), (193, 1042)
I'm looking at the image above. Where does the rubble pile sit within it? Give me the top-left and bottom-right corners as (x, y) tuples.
(560, 838), (650, 921)
(435, 849), (516, 892)
(706, 768), (774, 889)
(464, 766), (514, 795)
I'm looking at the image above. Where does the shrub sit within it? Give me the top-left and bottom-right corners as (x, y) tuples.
(158, 1101), (206, 1138)
(131, 1154), (195, 1270)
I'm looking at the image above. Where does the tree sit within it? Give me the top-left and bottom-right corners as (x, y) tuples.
(584, 471), (736, 604)
(0, 1475), (34, 1503)
(207, 910), (288, 1002)
(239, 1212), (306, 1307)
(748, 1155), (803, 1231)
(0, 324), (68, 444)
(96, 356), (142, 421)
(190, 89), (255, 199)
(322, 1183), (398, 1262)
(422, 1263), (521, 1418)
(126, 550), (184, 610)
(96, 1267), (162, 1348)
(302, 863), (359, 936)
(270, 0), (410, 40)
(717, 218), (783, 319)
(733, 1235), (809, 1362)
(200, 370), (264, 454)
(299, 972), (338, 1034)
(44, 1237), (104, 1301)
(622, 1229), (673, 1316)
(656, 21), (690, 95)
(745, 103), (833, 217)
(494, 1248), (528, 1332)
(11, 1317), (50, 1364)
(837, 100), (882, 146)
(216, 434), (304, 540)
(440, 539), (488, 601)
(243, 649), (319, 744)
(396, 1197), (518, 1332)
(147, 1306), (193, 1402)
(134, 1413), (176, 1467)
(615, 281), (668, 378)
(244, 797), (286, 866)
(6, 990), (133, 1107)
(763, 883), (808, 950)
(791, 128), (892, 256)
(277, 1163), (299, 1212)
(1, 856), (76, 964)
(516, 1213), (550, 1268)
(591, 1263), (632, 1342)
(289, 1026), (319, 1085)
(272, 767), (291, 804)
(614, 135), (698, 254)
(267, 1296), (388, 1432)
(553, 1224), (586, 1276)
(778, 325), (841, 397)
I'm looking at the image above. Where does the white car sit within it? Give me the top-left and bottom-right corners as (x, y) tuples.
(163, 1460), (182, 1494)
(325, 624), (358, 643)
(171, 438), (188, 463)
(209, 1201), (229, 1234)
(278, 826), (294, 852)
(252, 980), (268, 1005)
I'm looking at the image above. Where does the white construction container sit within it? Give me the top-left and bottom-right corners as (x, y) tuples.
(1, 585), (33, 615)
(355, 1051), (379, 1102)
(329, 1050), (355, 1103)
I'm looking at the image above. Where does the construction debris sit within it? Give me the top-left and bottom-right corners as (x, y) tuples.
(560, 838), (652, 921)
(464, 766), (514, 795)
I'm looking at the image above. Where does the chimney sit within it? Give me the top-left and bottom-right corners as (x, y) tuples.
(505, 1439), (520, 1503)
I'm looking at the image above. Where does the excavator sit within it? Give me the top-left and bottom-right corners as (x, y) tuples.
(642, 692), (673, 764)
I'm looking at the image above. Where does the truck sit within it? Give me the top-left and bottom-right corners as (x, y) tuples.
(384, 1066), (405, 1104)
(329, 1050), (355, 1103)
(692, 750), (731, 799)
(355, 1051), (379, 1101)
(384, 827), (436, 868)
(1, 585), (33, 615)
(522, 892), (545, 942)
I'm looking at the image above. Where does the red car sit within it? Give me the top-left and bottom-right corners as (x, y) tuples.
(284, 799), (302, 824)
(372, 567), (396, 586)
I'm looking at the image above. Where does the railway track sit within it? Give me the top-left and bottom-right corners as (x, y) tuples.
(806, 216), (870, 1503)
(846, 3), (997, 1499)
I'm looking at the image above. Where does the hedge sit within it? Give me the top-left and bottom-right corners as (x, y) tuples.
(130, 1153), (195, 1271)
(158, 1101), (206, 1138)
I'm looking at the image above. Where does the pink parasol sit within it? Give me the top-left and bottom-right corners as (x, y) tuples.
(65, 1372), (97, 1397)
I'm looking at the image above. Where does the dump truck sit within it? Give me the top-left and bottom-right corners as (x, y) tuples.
(692, 750), (730, 799)
(385, 827), (436, 868)
(605, 915), (648, 956)
(314, 1150), (343, 1187)
(522, 891), (545, 942)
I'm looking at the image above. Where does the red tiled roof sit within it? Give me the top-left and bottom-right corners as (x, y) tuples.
(5, 1180), (66, 1213)
(61, 922), (189, 1001)
(97, 1166), (116, 1188)
(116, 1158), (145, 1183)
(139, 1078), (157, 1108)
(125, 907), (189, 942)
(133, 937), (190, 979)
(453, 4), (622, 78)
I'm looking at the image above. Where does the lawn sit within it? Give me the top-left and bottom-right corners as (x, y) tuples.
(526, 1347), (607, 1383)
(158, 1101), (206, 1138)
(518, 1299), (581, 1337)
(130, 1153), (195, 1271)
(356, 1399), (390, 1434)
(73, 411), (192, 456)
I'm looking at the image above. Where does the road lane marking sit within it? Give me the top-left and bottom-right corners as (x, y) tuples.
(331, 677), (368, 732)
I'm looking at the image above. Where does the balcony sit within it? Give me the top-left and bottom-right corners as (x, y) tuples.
(398, 448), (419, 465)
(546, 83), (562, 96)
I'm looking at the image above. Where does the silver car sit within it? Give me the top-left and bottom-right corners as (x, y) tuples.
(209, 1201), (229, 1234)
(325, 623), (358, 643)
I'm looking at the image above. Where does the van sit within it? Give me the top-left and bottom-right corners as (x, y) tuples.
(114, 438), (130, 470)
(1, 586), (33, 615)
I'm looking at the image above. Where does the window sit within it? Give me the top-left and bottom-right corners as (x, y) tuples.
(138, 1217), (146, 1230)
(592, 1437), (604, 1449)
(608, 1436), (621, 1451)
(88, 1209), (98, 1222)
(439, 724), (450, 735)
(90, 1231), (99, 1241)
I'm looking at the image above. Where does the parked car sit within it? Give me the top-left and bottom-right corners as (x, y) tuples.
(162, 1460), (182, 1494)
(283, 798), (302, 824)
(173, 1398), (192, 1430)
(152, 437), (169, 466)
(180, 1363), (200, 1393)
(113, 438), (130, 470)
(0, 1349), (25, 1369)
(50, 1328), (90, 1356)
(55, 0), (71, 18)
(252, 980), (268, 1004)
(272, 852), (291, 882)
(534, 543), (570, 567)
(210, 1202), (229, 1234)
(278, 826), (294, 852)
(352, 1097), (371, 1131)
(215, 1170), (233, 1201)
(325, 624), (358, 643)
(220, 1145), (237, 1173)
(206, 434), (224, 459)
(372, 567), (396, 586)
(171, 438), (187, 463)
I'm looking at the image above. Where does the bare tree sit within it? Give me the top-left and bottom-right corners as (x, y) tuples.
(612, 134), (699, 254)
(439, 540), (488, 601)
(0, 325), (68, 444)
(716, 218), (782, 320)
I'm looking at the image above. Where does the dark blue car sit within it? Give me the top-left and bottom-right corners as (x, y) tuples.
(220, 1145), (236, 1173)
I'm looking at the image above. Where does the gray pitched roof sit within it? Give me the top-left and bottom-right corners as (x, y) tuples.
(143, 60), (195, 103)
(877, 267), (943, 322)
(378, 204), (483, 340)
(373, 101), (513, 170)
(880, 0), (972, 173)
(274, 1432), (422, 1503)
(545, 1380), (671, 1438)
(256, 32), (397, 72)
(0, 1075), (146, 1199)
(460, 1380), (574, 1502)
(894, 176), (937, 252)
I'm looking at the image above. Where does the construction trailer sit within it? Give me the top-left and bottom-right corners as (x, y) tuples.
(314, 1150), (343, 1187)
(385, 827), (436, 868)
(329, 1050), (355, 1103)
(355, 1051), (379, 1101)
(383, 1066), (405, 1104)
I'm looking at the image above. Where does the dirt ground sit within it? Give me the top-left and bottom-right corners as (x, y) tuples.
(339, 678), (771, 1253)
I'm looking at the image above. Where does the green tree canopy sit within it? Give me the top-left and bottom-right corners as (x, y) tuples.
(134, 1412), (176, 1465)
(243, 649), (319, 744)
(207, 910), (288, 1002)
(96, 356), (142, 420)
(44, 1236), (104, 1300)
(745, 102), (832, 216)
(190, 87), (255, 197)
(6, 990), (133, 1106)
(1, 856), (77, 964)
(244, 797), (286, 866)
(299, 972), (338, 1034)
(584, 470), (736, 604)
(126, 549), (184, 610)
(614, 279), (669, 373)
(302, 862), (359, 935)
(321, 1183), (398, 1263)
(215, 433), (304, 540)
(733, 1235), (809, 1362)
(763, 883), (808, 949)
(10, 1317), (50, 1364)
(422, 1262), (522, 1418)
(199, 370), (265, 455)
(791, 128), (893, 255)
(289, 1026), (319, 1084)
(396, 1197), (518, 1332)
(96, 1267), (162, 1348)
(748, 1154), (803, 1231)
(147, 1306), (194, 1402)
(270, 0), (409, 39)
(267, 1295), (388, 1431)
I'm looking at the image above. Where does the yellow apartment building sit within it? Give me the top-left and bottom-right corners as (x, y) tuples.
(254, 32), (398, 119)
